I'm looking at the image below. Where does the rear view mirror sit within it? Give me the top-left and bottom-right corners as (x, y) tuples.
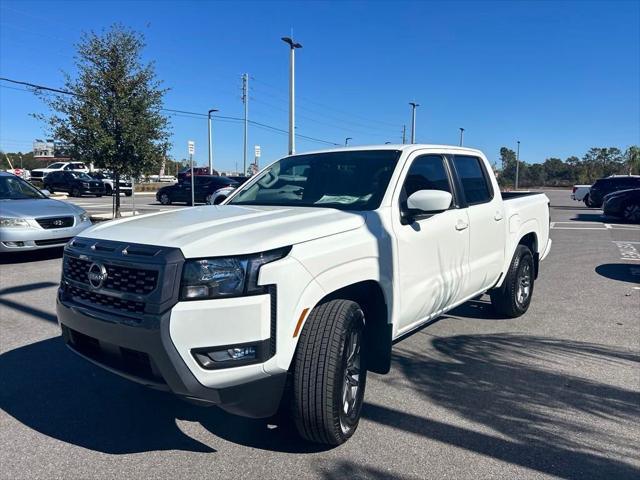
(40, 189), (51, 197)
(402, 189), (452, 224)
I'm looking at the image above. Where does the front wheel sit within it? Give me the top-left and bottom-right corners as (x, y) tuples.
(583, 194), (593, 207)
(159, 193), (171, 205)
(71, 187), (80, 197)
(292, 299), (367, 445)
(205, 194), (213, 205)
(124, 191), (133, 197)
(623, 202), (640, 223)
(490, 245), (535, 318)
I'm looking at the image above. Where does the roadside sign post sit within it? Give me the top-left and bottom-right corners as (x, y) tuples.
(188, 141), (195, 205)
(254, 145), (261, 174)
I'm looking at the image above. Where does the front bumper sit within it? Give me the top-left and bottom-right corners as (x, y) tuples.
(0, 220), (91, 252)
(56, 293), (286, 418)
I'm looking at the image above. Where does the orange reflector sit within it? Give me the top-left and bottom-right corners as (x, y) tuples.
(293, 308), (310, 337)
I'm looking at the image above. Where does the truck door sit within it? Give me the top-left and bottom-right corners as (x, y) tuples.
(451, 154), (505, 296)
(392, 153), (470, 335)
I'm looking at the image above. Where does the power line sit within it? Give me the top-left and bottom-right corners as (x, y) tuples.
(0, 76), (340, 147)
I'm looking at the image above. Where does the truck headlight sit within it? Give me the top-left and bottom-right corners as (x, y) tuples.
(0, 217), (30, 228)
(180, 247), (290, 300)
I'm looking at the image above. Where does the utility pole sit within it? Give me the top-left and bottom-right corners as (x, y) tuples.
(409, 102), (419, 143)
(282, 36), (302, 155)
(242, 74), (249, 176)
(459, 127), (465, 146)
(345, 137), (352, 146)
(515, 140), (521, 190)
(402, 125), (406, 144)
(208, 108), (218, 174)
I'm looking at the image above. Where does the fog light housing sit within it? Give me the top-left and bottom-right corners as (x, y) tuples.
(192, 341), (267, 369)
(3, 241), (25, 247)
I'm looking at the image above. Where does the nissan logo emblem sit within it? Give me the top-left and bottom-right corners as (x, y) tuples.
(87, 262), (108, 289)
(53, 219), (64, 226)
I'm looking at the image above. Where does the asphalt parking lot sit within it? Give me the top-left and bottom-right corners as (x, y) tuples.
(0, 190), (638, 480)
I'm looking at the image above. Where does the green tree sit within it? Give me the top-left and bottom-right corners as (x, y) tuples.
(498, 147), (517, 187)
(625, 146), (640, 175)
(36, 24), (170, 216)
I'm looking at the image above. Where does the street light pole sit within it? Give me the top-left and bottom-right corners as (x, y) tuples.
(409, 102), (419, 143)
(282, 36), (302, 155)
(345, 137), (352, 146)
(208, 108), (218, 174)
(515, 140), (521, 190)
(459, 127), (465, 146)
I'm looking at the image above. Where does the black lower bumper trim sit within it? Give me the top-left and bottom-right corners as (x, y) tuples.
(57, 298), (286, 418)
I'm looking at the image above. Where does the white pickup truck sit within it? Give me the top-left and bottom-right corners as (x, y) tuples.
(56, 145), (551, 445)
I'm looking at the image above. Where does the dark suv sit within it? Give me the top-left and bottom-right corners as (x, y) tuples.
(43, 171), (106, 197)
(586, 176), (640, 208)
(156, 175), (238, 205)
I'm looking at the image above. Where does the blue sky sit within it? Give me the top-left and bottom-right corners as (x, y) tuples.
(1, 0), (638, 172)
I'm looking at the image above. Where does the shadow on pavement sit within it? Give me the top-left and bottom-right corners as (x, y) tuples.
(364, 334), (640, 480)
(0, 337), (327, 455)
(570, 213), (606, 222)
(595, 263), (640, 284)
(0, 247), (64, 265)
(0, 282), (59, 323)
(2, 334), (639, 476)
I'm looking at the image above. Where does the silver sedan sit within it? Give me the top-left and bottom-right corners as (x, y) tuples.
(0, 172), (92, 252)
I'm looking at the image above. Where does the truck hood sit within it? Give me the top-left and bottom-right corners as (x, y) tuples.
(79, 205), (366, 257)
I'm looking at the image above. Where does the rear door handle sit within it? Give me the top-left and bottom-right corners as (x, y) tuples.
(455, 220), (469, 231)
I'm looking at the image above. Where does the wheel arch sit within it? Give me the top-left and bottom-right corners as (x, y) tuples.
(311, 280), (392, 374)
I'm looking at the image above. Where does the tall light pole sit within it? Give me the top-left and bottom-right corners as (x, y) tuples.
(345, 137), (352, 146)
(241, 74), (249, 175)
(409, 102), (419, 143)
(208, 108), (218, 174)
(282, 36), (302, 155)
(459, 127), (465, 146)
(515, 140), (521, 190)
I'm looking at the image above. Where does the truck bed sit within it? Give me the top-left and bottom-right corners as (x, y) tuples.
(501, 191), (546, 200)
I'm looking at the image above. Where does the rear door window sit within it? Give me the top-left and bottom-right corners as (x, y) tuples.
(452, 155), (493, 205)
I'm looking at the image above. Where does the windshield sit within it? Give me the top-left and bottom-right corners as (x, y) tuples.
(0, 175), (47, 200)
(47, 163), (64, 169)
(229, 150), (400, 211)
(69, 172), (93, 180)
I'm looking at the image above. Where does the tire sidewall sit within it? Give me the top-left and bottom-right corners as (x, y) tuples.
(333, 307), (366, 440)
(511, 247), (534, 314)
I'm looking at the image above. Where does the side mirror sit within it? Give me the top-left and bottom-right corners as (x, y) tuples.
(402, 189), (452, 224)
(40, 189), (51, 197)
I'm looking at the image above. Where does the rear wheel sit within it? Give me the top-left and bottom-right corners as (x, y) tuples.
(490, 245), (535, 318)
(44, 185), (54, 194)
(71, 187), (80, 197)
(105, 184), (113, 195)
(623, 202), (640, 223)
(583, 194), (593, 207)
(124, 191), (133, 197)
(205, 194), (213, 204)
(292, 299), (367, 445)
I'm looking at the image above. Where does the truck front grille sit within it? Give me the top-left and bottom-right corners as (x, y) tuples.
(65, 284), (145, 315)
(64, 256), (158, 294)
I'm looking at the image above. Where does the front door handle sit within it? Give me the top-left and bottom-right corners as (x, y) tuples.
(494, 212), (503, 221)
(455, 220), (469, 231)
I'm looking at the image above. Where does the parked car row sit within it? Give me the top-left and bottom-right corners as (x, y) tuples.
(156, 175), (239, 205)
(572, 175), (640, 223)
